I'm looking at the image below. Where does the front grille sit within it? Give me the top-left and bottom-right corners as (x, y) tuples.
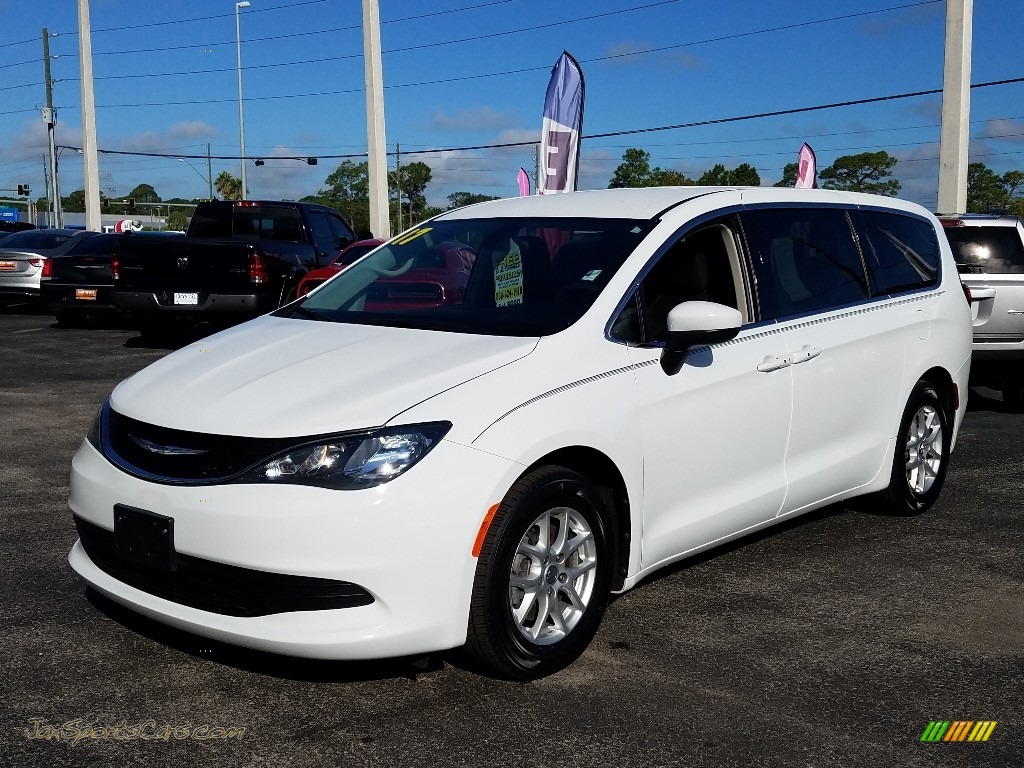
(104, 405), (297, 482)
(75, 516), (375, 617)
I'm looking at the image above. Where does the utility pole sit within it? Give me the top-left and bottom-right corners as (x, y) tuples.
(42, 28), (62, 228)
(363, 0), (390, 239)
(41, 155), (51, 226)
(78, 0), (101, 231)
(206, 143), (214, 199)
(395, 142), (402, 232)
(937, 0), (973, 214)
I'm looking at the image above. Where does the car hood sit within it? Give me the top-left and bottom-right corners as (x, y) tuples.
(110, 315), (538, 437)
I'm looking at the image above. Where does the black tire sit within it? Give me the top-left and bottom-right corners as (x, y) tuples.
(55, 310), (85, 328)
(875, 381), (952, 516)
(466, 466), (613, 680)
(137, 319), (170, 343)
(279, 282), (299, 308)
(1001, 383), (1024, 413)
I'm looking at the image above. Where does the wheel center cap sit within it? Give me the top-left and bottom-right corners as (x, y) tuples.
(544, 565), (559, 584)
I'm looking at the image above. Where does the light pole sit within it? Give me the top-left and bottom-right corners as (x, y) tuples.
(235, 1), (250, 200)
(178, 158), (213, 199)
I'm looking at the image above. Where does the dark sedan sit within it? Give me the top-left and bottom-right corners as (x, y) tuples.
(41, 231), (183, 326)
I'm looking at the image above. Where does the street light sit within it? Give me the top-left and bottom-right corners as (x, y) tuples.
(235, 1), (251, 200)
(178, 158), (213, 199)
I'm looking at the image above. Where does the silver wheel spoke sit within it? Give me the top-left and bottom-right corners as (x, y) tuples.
(904, 403), (943, 495)
(507, 503), (599, 646)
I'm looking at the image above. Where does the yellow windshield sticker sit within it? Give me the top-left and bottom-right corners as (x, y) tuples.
(392, 227), (432, 246)
(494, 242), (524, 307)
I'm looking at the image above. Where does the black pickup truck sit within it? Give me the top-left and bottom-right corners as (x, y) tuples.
(112, 200), (357, 328)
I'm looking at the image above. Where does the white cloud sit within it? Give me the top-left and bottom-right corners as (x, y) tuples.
(430, 107), (521, 133)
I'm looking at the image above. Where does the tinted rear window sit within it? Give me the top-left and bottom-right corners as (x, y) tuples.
(66, 234), (121, 255)
(944, 225), (1024, 274)
(188, 204), (304, 242)
(0, 231), (73, 249)
(854, 211), (939, 294)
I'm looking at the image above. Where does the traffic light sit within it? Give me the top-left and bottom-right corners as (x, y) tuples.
(128, 198), (136, 211)
(17, 183), (29, 196)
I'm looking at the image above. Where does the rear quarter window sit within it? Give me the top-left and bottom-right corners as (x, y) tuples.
(853, 210), (940, 294)
(943, 225), (1024, 274)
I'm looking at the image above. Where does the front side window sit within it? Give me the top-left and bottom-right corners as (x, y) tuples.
(290, 217), (655, 336)
(743, 207), (867, 320)
(853, 210), (939, 294)
(616, 219), (744, 344)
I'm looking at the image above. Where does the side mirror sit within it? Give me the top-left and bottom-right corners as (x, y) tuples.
(662, 301), (742, 374)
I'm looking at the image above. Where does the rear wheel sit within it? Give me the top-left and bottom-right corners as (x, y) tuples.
(1002, 383), (1024, 413)
(55, 310), (85, 328)
(466, 466), (613, 680)
(875, 381), (951, 515)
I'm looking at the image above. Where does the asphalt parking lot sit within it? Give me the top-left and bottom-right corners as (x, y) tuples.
(1, 303), (1022, 768)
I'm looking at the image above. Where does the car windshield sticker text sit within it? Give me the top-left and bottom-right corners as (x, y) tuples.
(392, 227), (432, 246)
(582, 269), (602, 282)
(494, 241), (524, 307)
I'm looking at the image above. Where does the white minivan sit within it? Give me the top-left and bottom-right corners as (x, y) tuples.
(69, 187), (972, 678)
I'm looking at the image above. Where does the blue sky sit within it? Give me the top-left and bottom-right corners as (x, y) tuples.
(1, 0), (1022, 210)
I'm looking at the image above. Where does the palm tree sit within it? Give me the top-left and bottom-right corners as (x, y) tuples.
(215, 171), (242, 201)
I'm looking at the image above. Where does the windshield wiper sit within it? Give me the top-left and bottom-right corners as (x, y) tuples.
(289, 305), (331, 322)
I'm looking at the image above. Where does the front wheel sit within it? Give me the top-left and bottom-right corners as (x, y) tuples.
(466, 466), (613, 680)
(875, 381), (951, 515)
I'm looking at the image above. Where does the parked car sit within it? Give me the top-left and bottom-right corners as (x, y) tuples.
(68, 188), (971, 679)
(939, 213), (1024, 407)
(297, 238), (384, 296)
(298, 238), (477, 310)
(110, 200), (357, 336)
(0, 229), (97, 303)
(41, 231), (184, 326)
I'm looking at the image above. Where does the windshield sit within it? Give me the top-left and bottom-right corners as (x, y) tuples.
(287, 217), (655, 336)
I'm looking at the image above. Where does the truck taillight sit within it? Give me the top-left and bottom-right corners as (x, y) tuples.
(249, 253), (269, 284)
(961, 281), (972, 305)
(111, 254), (120, 281)
(40, 258), (53, 278)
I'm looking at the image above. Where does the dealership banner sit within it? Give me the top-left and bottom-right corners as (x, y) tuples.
(517, 167), (530, 196)
(538, 51), (584, 194)
(795, 143), (817, 188)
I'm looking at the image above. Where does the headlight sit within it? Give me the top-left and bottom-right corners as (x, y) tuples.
(238, 422), (451, 489)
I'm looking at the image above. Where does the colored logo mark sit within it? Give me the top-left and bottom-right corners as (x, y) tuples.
(920, 721), (997, 742)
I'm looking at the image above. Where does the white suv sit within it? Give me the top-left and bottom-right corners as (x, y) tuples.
(939, 214), (1024, 407)
(68, 187), (972, 679)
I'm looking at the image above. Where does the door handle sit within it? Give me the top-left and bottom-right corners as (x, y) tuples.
(790, 345), (823, 365)
(757, 354), (792, 372)
(1008, 310), (1024, 315)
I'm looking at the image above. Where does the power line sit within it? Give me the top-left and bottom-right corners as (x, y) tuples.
(8, 0), (937, 99)
(48, 77), (1024, 163)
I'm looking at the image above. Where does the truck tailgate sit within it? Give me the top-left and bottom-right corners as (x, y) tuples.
(116, 237), (257, 294)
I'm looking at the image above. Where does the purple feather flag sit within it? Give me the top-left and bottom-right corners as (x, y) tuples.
(538, 51), (584, 194)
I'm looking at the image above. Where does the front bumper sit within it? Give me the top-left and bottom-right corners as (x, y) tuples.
(68, 436), (522, 659)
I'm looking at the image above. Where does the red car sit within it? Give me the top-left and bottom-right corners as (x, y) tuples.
(297, 239), (383, 297)
(298, 239), (477, 309)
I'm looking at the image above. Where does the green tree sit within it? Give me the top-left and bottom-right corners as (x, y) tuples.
(818, 151), (900, 195)
(128, 183), (160, 203)
(319, 160), (370, 233)
(165, 209), (191, 232)
(447, 192), (500, 209)
(215, 171), (242, 201)
(651, 168), (692, 186)
(61, 189), (86, 213)
(609, 148), (655, 188)
(391, 161), (432, 222)
(697, 162), (760, 186)
(966, 163), (1006, 212)
(609, 148), (692, 188)
(774, 162), (799, 187)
